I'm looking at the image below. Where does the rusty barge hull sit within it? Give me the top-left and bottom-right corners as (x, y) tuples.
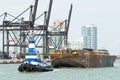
(50, 54), (116, 68)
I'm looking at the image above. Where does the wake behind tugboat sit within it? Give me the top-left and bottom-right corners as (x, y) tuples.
(18, 32), (53, 72)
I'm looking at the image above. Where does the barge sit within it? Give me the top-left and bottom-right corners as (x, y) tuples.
(50, 49), (116, 68)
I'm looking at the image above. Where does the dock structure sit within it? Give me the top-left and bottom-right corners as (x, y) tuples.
(0, 0), (72, 58)
(0, 59), (23, 64)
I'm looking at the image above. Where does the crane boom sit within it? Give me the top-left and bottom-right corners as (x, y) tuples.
(66, 4), (73, 35)
(31, 0), (39, 28)
(46, 0), (53, 29)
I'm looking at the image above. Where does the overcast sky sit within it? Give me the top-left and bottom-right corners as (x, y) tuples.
(0, 0), (120, 54)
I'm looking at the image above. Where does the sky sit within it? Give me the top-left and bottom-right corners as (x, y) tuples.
(0, 0), (120, 54)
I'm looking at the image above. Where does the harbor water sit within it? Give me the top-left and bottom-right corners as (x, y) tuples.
(0, 59), (120, 80)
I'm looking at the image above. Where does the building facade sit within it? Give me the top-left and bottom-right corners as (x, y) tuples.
(68, 38), (83, 49)
(81, 24), (97, 49)
(48, 20), (65, 49)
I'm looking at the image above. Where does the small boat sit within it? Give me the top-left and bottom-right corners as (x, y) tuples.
(18, 33), (53, 72)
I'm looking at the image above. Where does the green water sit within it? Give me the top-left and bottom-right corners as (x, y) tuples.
(0, 59), (120, 80)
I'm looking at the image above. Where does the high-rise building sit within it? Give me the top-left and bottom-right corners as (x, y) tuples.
(81, 24), (97, 49)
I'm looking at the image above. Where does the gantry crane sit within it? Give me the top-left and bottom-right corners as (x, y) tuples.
(0, 0), (72, 58)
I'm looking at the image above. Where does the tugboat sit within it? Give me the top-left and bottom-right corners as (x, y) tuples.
(18, 32), (53, 72)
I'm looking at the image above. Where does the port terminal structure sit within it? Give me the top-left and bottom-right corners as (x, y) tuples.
(0, 0), (73, 58)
